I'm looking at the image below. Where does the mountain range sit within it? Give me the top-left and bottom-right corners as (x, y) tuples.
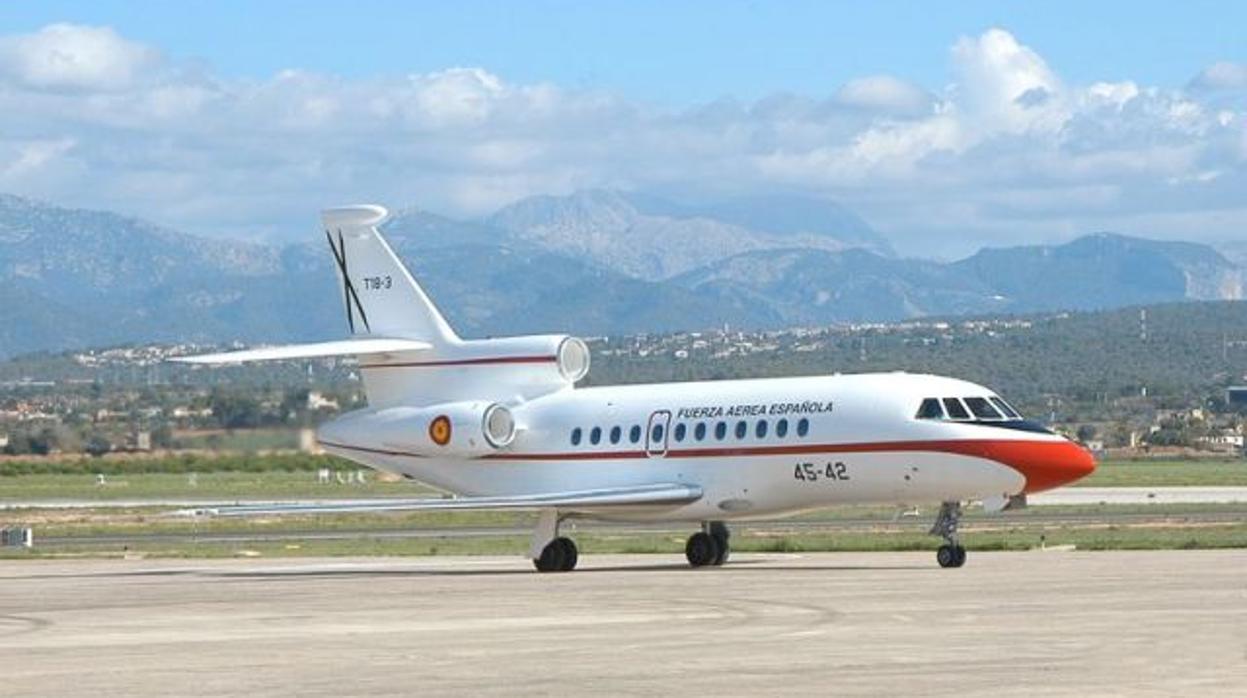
(0, 190), (1242, 358)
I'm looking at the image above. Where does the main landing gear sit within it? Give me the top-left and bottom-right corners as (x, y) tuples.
(530, 513), (733, 572)
(685, 521), (730, 568)
(930, 501), (967, 568)
(534, 536), (578, 572)
(531, 509), (578, 572)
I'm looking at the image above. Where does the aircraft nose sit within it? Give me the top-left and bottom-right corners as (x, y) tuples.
(990, 439), (1097, 493)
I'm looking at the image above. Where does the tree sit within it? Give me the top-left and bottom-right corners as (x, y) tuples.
(85, 434), (112, 457)
(208, 390), (263, 429)
(2, 430), (33, 455)
(151, 424), (174, 449)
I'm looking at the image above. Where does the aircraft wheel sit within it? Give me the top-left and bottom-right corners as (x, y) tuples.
(709, 523), (730, 566)
(555, 536), (578, 571)
(534, 539), (566, 572)
(937, 544), (967, 568)
(685, 531), (720, 568)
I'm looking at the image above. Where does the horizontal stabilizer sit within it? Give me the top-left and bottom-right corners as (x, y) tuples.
(172, 338), (432, 365)
(180, 483), (703, 517)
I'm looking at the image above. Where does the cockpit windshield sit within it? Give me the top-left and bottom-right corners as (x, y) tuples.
(990, 397), (1021, 419)
(916, 395), (1024, 421)
(942, 398), (970, 420)
(963, 397), (1002, 420)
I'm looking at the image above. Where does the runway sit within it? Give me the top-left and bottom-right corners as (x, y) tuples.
(2, 551), (1245, 697)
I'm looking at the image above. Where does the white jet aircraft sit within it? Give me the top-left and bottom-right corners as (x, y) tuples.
(179, 205), (1096, 571)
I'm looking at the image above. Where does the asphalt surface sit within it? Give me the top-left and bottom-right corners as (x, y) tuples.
(2, 551), (1245, 697)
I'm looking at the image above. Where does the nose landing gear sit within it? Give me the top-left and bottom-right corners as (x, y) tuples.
(686, 521), (730, 568)
(930, 501), (967, 568)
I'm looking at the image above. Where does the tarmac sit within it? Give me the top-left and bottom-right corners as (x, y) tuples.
(2, 551), (1245, 697)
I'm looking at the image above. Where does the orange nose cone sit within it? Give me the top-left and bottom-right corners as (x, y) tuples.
(991, 440), (1097, 493)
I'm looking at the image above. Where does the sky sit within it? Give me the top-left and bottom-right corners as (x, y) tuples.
(1, 1), (1245, 257)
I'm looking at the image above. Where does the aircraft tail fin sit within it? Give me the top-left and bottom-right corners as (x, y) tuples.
(321, 205), (459, 345)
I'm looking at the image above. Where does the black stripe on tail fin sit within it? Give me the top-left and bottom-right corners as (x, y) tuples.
(326, 228), (370, 334)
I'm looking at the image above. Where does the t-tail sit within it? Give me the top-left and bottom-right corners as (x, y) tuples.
(321, 205), (458, 345)
(174, 205), (590, 410)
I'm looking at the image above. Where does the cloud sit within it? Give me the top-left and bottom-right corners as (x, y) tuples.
(949, 27), (1066, 135)
(834, 75), (933, 115)
(1189, 61), (1247, 91)
(0, 23), (1243, 257)
(0, 23), (160, 91)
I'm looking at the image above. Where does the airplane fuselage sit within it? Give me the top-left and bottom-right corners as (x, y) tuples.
(318, 371), (1093, 523)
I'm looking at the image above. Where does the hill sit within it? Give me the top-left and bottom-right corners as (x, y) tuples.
(487, 189), (893, 280)
(1, 192), (1244, 358)
(954, 233), (1243, 310)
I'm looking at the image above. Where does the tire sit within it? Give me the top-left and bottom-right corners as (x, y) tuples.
(936, 544), (957, 568)
(952, 545), (967, 568)
(708, 523), (730, 566)
(534, 539), (566, 572)
(555, 537), (578, 571)
(711, 535), (730, 566)
(685, 531), (720, 568)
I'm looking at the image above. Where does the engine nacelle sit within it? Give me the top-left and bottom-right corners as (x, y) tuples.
(358, 334), (590, 408)
(334, 401), (517, 459)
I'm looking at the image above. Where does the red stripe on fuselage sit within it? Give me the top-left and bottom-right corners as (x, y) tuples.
(359, 355), (558, 369)
(317, 437), (1094, 492)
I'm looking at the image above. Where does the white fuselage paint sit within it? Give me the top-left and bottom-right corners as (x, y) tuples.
(319, 372), (1045, 522)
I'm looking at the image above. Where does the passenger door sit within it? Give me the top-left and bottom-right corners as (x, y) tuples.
(646, 410), (671, 457)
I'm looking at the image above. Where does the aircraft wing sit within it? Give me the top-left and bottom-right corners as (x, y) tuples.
(180, 483), (703, 517)
(171, 338), (432, 364)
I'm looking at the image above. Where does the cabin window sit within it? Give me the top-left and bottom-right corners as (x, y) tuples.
(797, 418), (810, 437)
(609, 426), (621, 444)
(651, 423), (665, 443)
(694, 422), (707, 441)
(571, 427), (582, 446)
(735, 420), (747, 439)
(942, 398), (971, 420)
(674, 423), (687, 442)
(990, 397), (1022, 419)
(776, 418), (789, 438)
(964, 397), (1003, 420)
(590, 427), (602, 445)
(756, 420), (768, 438)
(629, 425), (642, 443)
(715, 421), (727, 440)
(916, 398), (944, 420)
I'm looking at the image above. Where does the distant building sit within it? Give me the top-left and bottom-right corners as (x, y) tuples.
(172, 406), (214, 419)
(306, 391), (339, 411)
(1199, 432), (1244, 452)
(1227, 387), (1247, 407)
